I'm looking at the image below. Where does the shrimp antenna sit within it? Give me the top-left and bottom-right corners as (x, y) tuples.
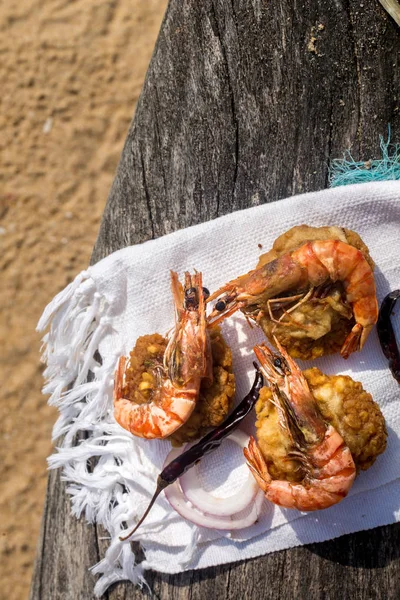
(119, 476), (169, 541)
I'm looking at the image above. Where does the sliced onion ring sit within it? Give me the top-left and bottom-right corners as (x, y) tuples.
(179, 430), (260, 516)
(163, 430), (265, 530)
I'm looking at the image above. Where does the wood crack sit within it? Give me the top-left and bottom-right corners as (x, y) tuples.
(94, 525), (108, 600)
(209, 1), (239, 212)
(215, 177), (220, 216)
(345, 0), (362, 147)
(225, 565), (233, 598)
(325, 93), (334, 188)
(139, 148), (155, 239)
(153, 83), (168, 198)
(35, 480), (49, 600)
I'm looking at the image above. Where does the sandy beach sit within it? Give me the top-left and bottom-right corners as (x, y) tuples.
(0, 1), (167, 597)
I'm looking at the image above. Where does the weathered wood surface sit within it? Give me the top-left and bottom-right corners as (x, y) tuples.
(30, 0), (400, 598)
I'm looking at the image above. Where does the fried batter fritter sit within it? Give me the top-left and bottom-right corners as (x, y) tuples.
(305, 369), (387, 470)
(255, 368), (387, 482)
(122, 333), (168, 406)
(257, 225), (374, 270)
(256, 225), (374, 360)
(258, 286), (355, 360)
(122, 328), (235, 446)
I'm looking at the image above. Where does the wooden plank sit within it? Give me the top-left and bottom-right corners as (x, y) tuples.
(30, 0), (400, 598)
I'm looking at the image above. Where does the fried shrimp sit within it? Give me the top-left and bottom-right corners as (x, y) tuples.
(244, 341), (356, 511)
(114, 271), (210, 439)
(208, 236), (378, 359)
(255, 370), (387, 482)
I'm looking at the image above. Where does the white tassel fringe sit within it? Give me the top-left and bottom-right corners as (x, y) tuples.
(37, 269), (159, 596)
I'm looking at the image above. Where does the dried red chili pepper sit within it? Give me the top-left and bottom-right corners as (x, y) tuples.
(377, 290), (400, 383)
(120, 363), (264, 540)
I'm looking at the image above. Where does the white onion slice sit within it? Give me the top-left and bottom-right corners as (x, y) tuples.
(163, 431), (265, 530)
(179, 430), (260, 516)
(164, 477), (264, 530)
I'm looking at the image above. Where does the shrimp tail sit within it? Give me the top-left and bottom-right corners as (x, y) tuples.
(341, 323), (363, 359)
(243, 436), (271, 492)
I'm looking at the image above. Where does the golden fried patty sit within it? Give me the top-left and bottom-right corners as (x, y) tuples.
(122, 333), (168, 406)
(257, 225), (374, 270)
(258, 289), (354, 361)
(122, 327), (235, 446)
(255, 225), (374, 360)
(255, 368), (387, 482)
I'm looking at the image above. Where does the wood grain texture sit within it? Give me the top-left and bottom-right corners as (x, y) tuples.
(30, 0), (400, 598)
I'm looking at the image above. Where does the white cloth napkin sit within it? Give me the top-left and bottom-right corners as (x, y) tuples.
(38, 181), (400, 596)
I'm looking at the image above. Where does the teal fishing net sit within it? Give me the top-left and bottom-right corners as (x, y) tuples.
(330, 128), (400, 187)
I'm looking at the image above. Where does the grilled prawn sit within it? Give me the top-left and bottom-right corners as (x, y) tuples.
(114, 271), (211, 439)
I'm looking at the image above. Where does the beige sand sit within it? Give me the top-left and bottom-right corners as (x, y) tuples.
(0, 1), (167, 597)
